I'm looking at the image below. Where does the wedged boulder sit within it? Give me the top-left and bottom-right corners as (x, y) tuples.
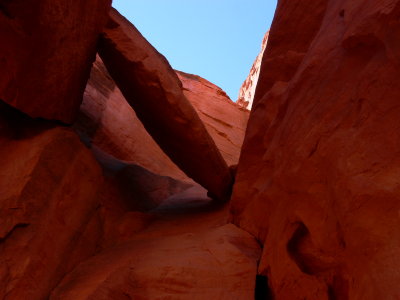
(0, 0), (111, 123)
(51, 223), (260, 300)
(176, 71), (249, 166)
(75, 56), (191, 182)
(98, 8), (232, 202)
(0, 105), (103, 299)
(231, 0), (400, 298)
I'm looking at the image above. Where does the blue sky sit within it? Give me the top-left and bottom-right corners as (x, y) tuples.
(112, 1), (277, 101)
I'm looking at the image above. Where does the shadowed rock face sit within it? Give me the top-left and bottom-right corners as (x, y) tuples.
(231, 0), (400, 298)
(75, 55), (192, 182)
(98, 8), (233, 202)
(0, 106), (103, 299)
(0, 0), (111, 123)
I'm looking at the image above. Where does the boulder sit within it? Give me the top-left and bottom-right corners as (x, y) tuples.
(75, 56), (191, 182)
(0, 0), (111, 123)
(98, 8), (232, 202)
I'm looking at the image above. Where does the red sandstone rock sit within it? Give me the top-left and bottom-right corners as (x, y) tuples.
(77, 57), (249, 181)
(0, 0), (111, 123)
(0, 110), (103, 299)
(177, 71), (249, 166)
(51, 210), (260, 300)
(237, 31), (269, 110)
(75, 55), (191, 182)
(231, 0), (400, 298)
(98, 8), (232, 201)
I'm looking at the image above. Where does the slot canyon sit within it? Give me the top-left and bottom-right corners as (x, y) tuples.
(1, 0), (400, 299)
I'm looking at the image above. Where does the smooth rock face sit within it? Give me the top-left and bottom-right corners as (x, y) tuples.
(177, 71), (249, 166)
(75, 56), (191, 182)
(237, 31), (269, 110)
(0, 107), (103, 299)
(231, 0), (400, 298)
(98, 8), (232, 201)
(0, 0), (111, 123)
(77, 57), (249, 182)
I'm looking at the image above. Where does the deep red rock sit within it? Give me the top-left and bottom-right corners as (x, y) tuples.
(0, 115), (103, 299)
(231, 0), (400, 298)
(0, 0), (111, 123)
(75, 55), (191, 182)
(51, 209), (260, 300)
(98, 8), (232, 202)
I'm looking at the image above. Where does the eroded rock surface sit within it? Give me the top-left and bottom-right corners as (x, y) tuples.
(98, 8), (233, 202)
(237, 31), (269, 110)
(231, 0), (400, 299)
(0, 0), (111, 123)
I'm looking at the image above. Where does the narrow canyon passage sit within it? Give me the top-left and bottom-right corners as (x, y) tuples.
(3, 0), (399, 299)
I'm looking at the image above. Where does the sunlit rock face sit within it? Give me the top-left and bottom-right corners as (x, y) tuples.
(177, 71), (250, 166)
(231, 0), (400, 298)
(0, 0), (111, 123)
(237, 31), (269, 110)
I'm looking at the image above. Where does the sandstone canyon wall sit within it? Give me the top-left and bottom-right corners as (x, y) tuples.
(231, 0), (400, 299)
(237, 31), (269, 110)
(1, 0), (400, 299)
(0, 4), (256, 299)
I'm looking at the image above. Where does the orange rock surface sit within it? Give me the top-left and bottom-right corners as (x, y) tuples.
(0, 0), (111, 123)
(177, 71), (249, 166)
(231, 0), (400, 298)
(237, 31), (269, 110)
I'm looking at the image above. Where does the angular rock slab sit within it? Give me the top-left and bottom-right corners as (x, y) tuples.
(75, 55), (191, 182)
(0, 0), (111, 123)
(176, 71), (249, 166)
(98, 8), (232, 202)
(50, 224), (261, 300)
